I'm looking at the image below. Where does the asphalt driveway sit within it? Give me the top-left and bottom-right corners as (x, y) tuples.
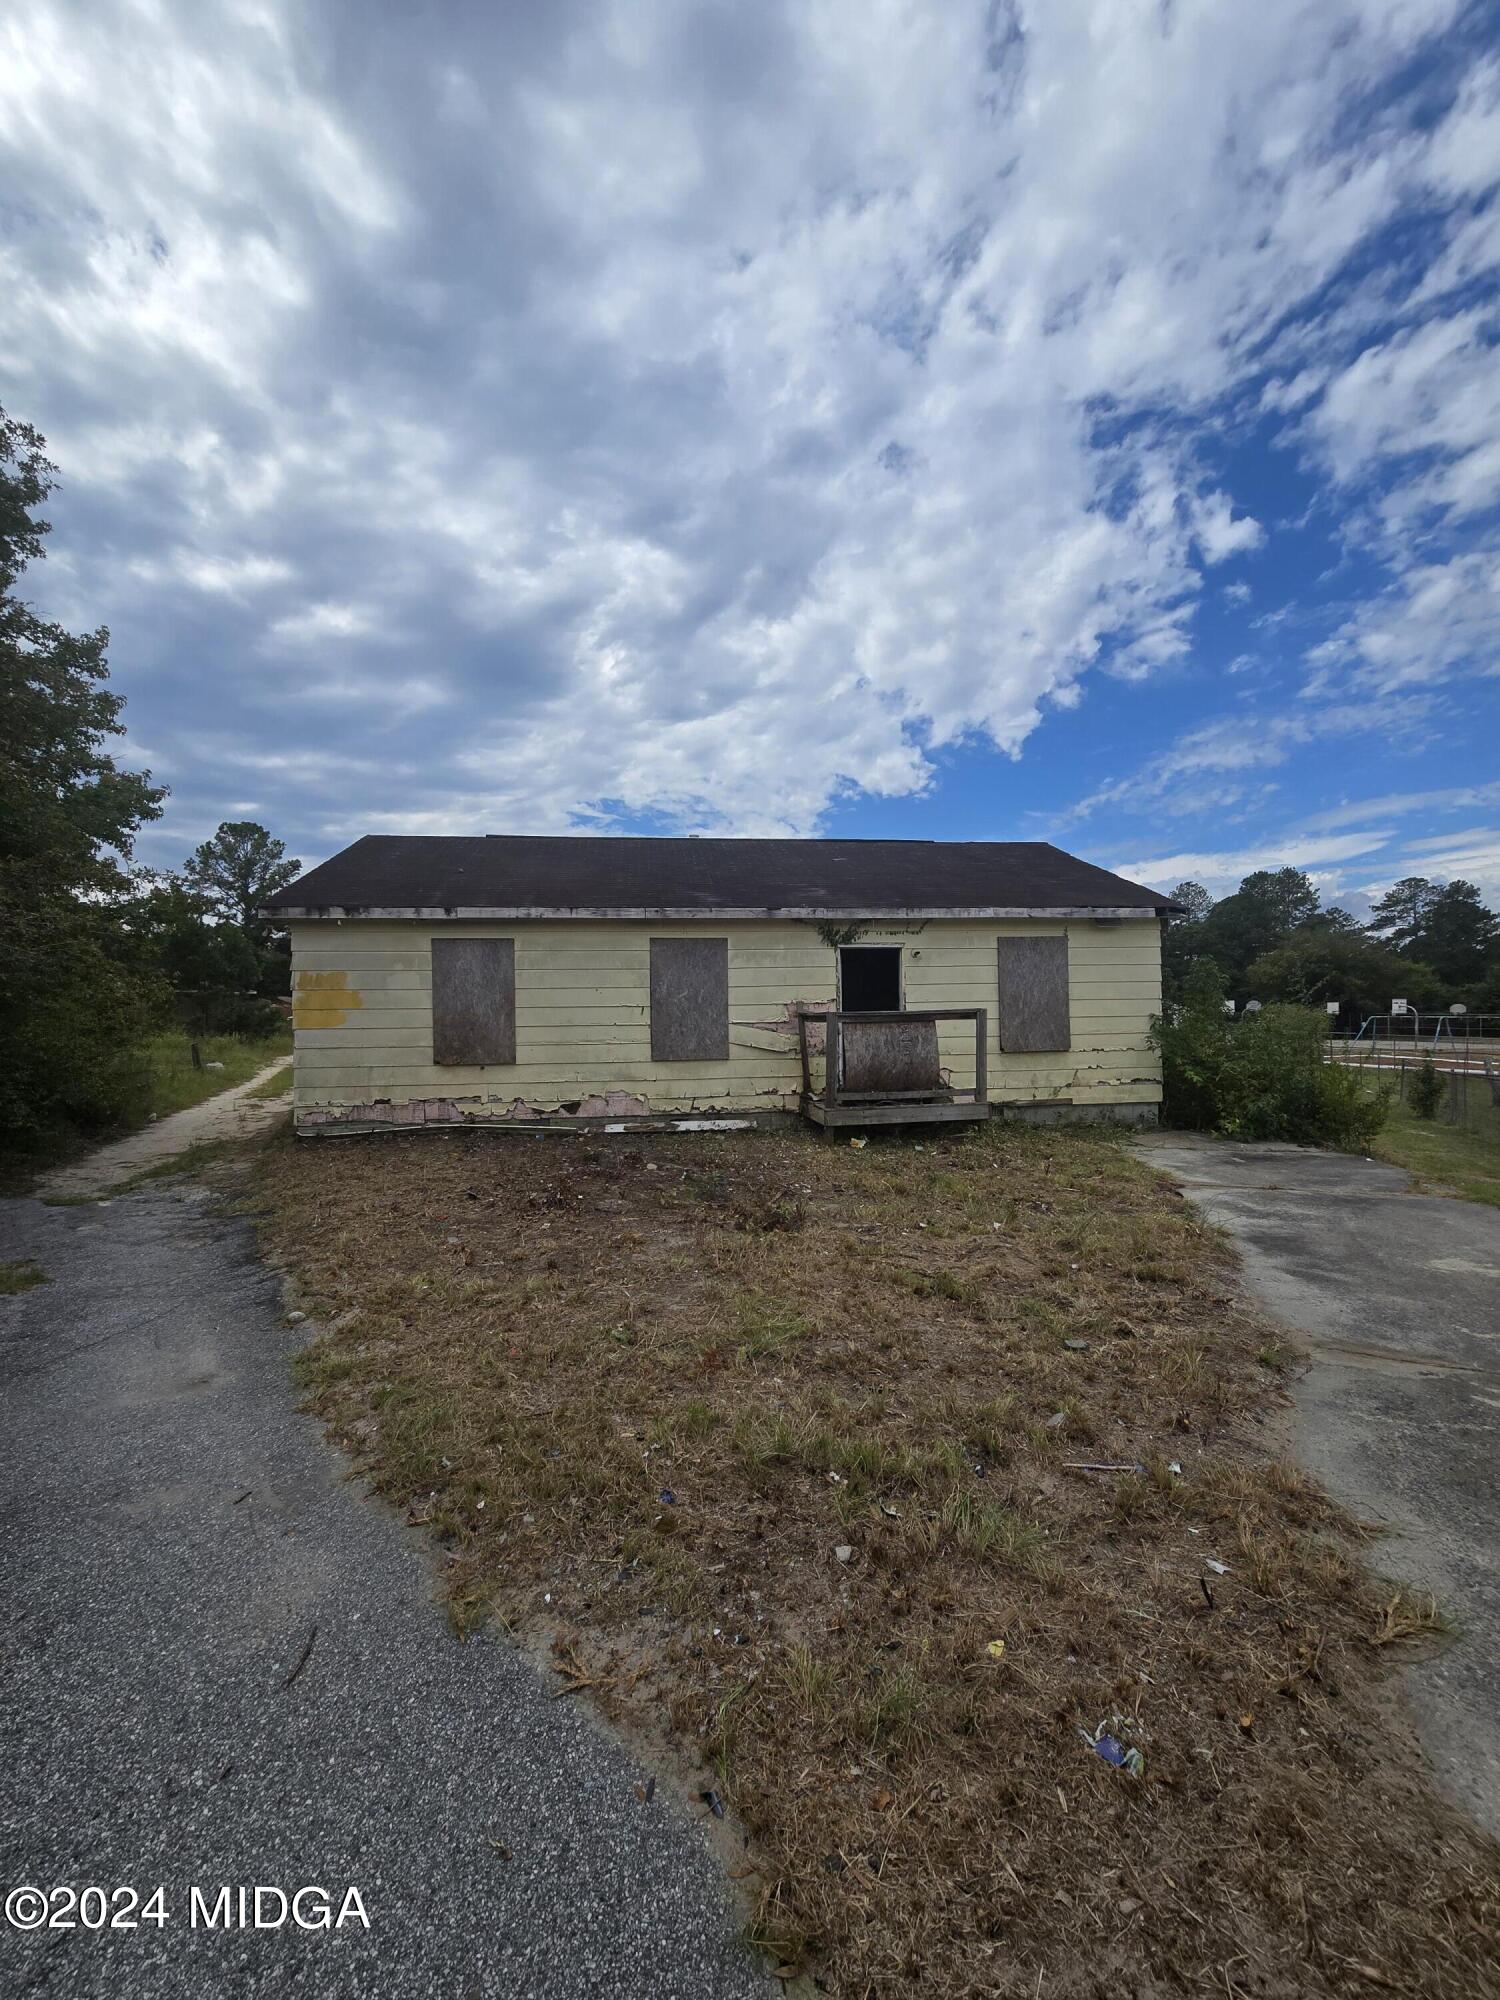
(0, 1187), (770, 1999)
(1139, 1134), (1500, 1840)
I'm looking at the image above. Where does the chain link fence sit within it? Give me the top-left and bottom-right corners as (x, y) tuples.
(1368, 1052), (1500, 1129)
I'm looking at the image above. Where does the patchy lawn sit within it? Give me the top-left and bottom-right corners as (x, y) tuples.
(145, 1028), (291, 1119)
(257, 1124), (1500, 1999)
(244, 1060), (294, 1102)
(1371, 1096), (1500, 1208)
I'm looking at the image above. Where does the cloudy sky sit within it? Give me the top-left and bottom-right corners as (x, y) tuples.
(4, 0), (1499, 908)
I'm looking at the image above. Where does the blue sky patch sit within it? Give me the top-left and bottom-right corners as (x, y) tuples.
(3, 0), (1498, 912)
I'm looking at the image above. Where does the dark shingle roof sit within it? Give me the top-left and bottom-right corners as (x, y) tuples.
(267, 836), (1174, 917)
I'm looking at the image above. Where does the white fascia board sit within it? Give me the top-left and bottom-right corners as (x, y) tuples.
(275, 905), (1163, 922)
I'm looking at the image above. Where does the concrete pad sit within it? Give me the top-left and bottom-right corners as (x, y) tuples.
(1139, 1131), (1500, 1838)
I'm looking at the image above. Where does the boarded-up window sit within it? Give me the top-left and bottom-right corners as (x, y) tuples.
(997, 936), (1070, 1053)
(431, 938), (516, 1065)
(650, 938), (729, 1062)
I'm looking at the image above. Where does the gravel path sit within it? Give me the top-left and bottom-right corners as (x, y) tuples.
(0, 1186), (770, 1998)
(36, 1059), (293, 1202)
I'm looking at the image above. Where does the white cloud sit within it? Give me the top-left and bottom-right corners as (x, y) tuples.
(1192, 493), (1265, 564)
(1115, 829), (1396, 897)
(1066, 697), (1435, 820)
(1353, 831), (1500, 905)
(1299, 782), (1500, 832)
(268, 602), (380, 645)
(1306, 552), (1500, 694)
(130, 549), (293, 597)
(0, 0), (1494, 844)
(1308, 308), (1500, 527)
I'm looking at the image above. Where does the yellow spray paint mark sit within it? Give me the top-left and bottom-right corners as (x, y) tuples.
(294, 969), (365, 1030)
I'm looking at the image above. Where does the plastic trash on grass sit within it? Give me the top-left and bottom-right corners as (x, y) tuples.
(1081, 1716), (1145, 1778)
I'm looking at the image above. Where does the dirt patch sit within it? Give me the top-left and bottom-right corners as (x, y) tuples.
(256, 1123), (1500, 1998)
(38, 1057), (291, 1201)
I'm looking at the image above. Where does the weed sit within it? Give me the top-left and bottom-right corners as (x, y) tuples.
(1372, 1589), (1455, 1647)
(0, 1259), (48, 1294)
(734, 1293), (811, 1364)
(861, 1660), (931, 1746)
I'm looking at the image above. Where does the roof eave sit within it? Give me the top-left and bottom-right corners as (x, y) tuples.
(269, 903), (1166, 922)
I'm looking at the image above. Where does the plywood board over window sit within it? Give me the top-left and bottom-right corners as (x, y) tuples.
(431, 937), (516, 1064)
(650, 937), (729, 1061)
(997, 935), (1070, 1052)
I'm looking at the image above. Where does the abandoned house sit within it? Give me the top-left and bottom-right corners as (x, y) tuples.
(266, 836), (1174, 1134)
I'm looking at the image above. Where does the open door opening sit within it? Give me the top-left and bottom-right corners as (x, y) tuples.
(839, 946), (901, 1012)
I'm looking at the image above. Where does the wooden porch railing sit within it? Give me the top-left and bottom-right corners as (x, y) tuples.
(795, 1008), (988, 1112)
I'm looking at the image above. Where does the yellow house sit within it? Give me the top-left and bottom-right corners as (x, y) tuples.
(266, 836), (1173, 1135)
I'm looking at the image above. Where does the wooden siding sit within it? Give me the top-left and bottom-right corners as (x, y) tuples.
(287, 916), (1162, 1117)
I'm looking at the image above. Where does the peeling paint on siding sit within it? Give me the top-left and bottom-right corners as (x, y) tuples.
(736, 997), (835, 1045)
(574, 1090), (651, 1118)
(285, 915), (1163, 1119)
(294, 969), (365, 1029)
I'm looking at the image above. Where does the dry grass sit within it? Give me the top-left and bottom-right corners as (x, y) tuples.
(257, 1121), (1500, 1999)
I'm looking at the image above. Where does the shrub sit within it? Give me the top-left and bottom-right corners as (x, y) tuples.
(191, 991), (286, 1040)
(1408, 1056), (1445, 1121)
(1153, 963), (1388, 1148)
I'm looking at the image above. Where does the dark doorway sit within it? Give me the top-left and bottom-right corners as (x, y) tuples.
(839, 946), (901, 1012)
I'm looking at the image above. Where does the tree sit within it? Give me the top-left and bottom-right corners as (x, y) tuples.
(0, 406), (166, 1141)
(1160, 880), (1213, 1005)
(1417, 880), (1495, 988)
(183, 820), (300, 986)
(1192, 867), (1321, 992)
(1408, 1056), (1445, 1121)
(1153, 958), (1387, 1146)
(1169, 880), (1214, 923)
(1471, 951), (1500, 1018)
(1366, 877), (1438, 955)
(1246, 927), (1440, 1023)
(1306, 904), (1360, 933)
(1366, 874), (1495, 990)
(122, 873), (281, 1036)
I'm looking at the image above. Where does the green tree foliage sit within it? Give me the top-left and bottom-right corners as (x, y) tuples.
(1470, 954), (1500, 1018)
(0, 408), (166, 1140)
(123, 875), (283, 1037)
(1246, 927), (1440, 1021)
(184, 820), (300, 942)
(1365, 876), (1438, 954)
(1366, 875), (1496, 988)
(1193, 867), (1321, 989)
(1154, 961), (1388, 1147)
(183, 819), (299, 995)
(1169, 863), (1496, 1020)
(1408, 1056), (1445, 1121)
(1416, 880), (1495, 988)
(1169, 880), (1214, 922)
(1161, 879), (1213, 1005)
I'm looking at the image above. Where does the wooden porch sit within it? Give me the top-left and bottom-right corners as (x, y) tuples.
(796, 1008), (991, 1129)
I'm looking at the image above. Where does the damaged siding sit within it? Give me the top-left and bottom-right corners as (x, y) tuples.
(287, 917), (1161, 1126)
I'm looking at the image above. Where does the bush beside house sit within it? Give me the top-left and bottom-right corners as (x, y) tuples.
(1154, 963), (1389, 1148)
